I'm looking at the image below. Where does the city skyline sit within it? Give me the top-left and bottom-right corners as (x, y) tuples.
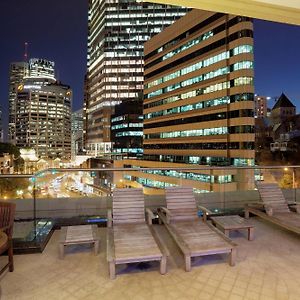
(1, 0), (300, 139)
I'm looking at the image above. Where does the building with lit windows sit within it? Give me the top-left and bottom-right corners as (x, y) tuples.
(111, 100), (143, 158)
(116, 9), (255, 193)
(8, 62), (29, 143)
(15, 63), (72, 160)
(254, 95), (268, 118)
(85, 0), (188, 156)
(71, 109), (84, 158)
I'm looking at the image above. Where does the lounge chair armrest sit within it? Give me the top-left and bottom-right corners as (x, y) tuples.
(198, 205), (212, 222)
(107, 209), (113, 228)
(145, 208), (155, 225)
(245, 202), (264, 208)
(159, 207), (172, 224)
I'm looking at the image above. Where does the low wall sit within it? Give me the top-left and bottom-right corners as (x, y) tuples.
(10, 188), (300, 220)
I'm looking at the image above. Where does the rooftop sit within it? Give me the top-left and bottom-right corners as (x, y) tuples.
(2, 217), (300, 300)
(272, 93), (295, 110)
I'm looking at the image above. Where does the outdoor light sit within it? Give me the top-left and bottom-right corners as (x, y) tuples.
(284, 167), (289, 171)
(16, 190), (24, 196)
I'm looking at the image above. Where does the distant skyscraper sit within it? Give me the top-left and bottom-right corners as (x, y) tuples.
(27, 58), (55, 80)
(8, 58), (56, 144)
(85, 0), (188, 156)
(71, 109), (84, 158)
(8, 62), (29, 143)
(13, 59), (72, 160)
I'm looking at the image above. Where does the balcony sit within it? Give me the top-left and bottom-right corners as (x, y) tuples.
(1, 166), (300, 299)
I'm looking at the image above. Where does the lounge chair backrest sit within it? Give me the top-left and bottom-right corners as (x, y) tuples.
(0, 201), (16, 238)
(165, 187), (198, 221)
(256, 182), (290, 213)
(112, 188), (146, 225)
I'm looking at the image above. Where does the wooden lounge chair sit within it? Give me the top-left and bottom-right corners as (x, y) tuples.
(245, 182), (300, 234)
(0, 201), (16, 275)
(158, 187), (237, 271)
(107, 188), (168, 279)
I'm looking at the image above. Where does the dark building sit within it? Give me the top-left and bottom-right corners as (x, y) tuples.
(111, 100), (143, 158)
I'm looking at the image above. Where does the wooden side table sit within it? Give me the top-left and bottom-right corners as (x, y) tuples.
(210, 215), (254, 240)
(59, 225), (100, 259)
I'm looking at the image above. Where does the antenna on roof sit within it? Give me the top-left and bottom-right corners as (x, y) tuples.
(24, 42), (29, 62)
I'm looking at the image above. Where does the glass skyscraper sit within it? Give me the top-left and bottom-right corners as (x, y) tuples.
(85, 0), (188, 156)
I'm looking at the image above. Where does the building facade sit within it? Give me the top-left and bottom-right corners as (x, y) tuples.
(85, 0), (188, 156)
(254, 95), (268, 118)
(117, 9), (255, 193)
(8, 62), (29, 143)
(15, 63), (72, 160)
(271, 93), (296, 124)
(111, 100), (143, 158)
(71, 109), (84, 158)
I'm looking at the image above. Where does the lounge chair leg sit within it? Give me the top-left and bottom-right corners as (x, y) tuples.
(185, 255), (191, 272)
(248, 228), (254, 241)
(109, 261), (116, 279)
(59, 244), (64, 259)
(8, 243), (14, 272)
(244, 209), (249, 219)
(94, 240), (100, 255)
(229, 248), (236, 266)
(160, 256), (167, 274)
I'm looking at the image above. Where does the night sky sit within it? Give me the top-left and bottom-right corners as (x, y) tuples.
(1, 0), (300, 139)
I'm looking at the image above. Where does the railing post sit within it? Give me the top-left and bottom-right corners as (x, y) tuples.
(33, 176), (37, 238)
(293, 167), (296, 203)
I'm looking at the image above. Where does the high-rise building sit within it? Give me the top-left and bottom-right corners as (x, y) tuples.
(116, 9), (255, 193)
(71, 109), (84, 158)
(254, 95), (268, 118)
(14, 59), (72, 160)
(85, 0), (188, 156)
(111, 100), (143, 158)
(8, 58), (57, 144)
(27, 58), (55, 80)
(8, 62), (29, 143)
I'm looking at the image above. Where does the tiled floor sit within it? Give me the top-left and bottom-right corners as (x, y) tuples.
(1, 217), (300, 299)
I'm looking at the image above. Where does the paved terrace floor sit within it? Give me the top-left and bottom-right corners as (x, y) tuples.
(1, 217), (300, 300)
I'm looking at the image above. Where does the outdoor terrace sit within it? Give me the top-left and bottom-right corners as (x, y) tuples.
(1, 166), (300, 299)
(1, 217), (300, 299)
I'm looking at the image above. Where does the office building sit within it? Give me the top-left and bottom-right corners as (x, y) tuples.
(254, 95), (268, 118)
(85, 0), (188, 156)
(27, 58), (55, 80)
(71, 109), (84, 158)
(117, 9), (255, 193)
(111, 100), (143, 158)
(8, 62), (29, 143)
(15, 60), (72, 160)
